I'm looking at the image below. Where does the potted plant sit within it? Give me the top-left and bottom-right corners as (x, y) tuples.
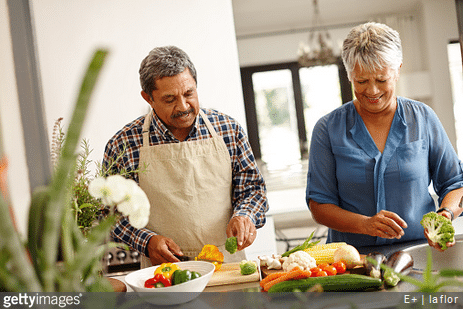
(0, 49), (149, 292)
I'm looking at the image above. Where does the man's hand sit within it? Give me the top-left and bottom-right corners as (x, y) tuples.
(226, 216), (256, 251)
(147, 235), (183, 265)
(364, 210), (408, 239)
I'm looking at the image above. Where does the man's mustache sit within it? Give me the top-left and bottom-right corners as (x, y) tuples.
(172, 108), (195, 119)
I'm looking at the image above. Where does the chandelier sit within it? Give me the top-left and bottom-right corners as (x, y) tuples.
(297, 0), (338, 67)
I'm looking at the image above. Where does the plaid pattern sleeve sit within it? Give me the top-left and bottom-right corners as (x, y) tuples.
(111, 217), (155, 257)
(103, 108), (268, 257)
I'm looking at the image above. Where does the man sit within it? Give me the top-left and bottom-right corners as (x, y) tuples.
(103, 46), (268, 266)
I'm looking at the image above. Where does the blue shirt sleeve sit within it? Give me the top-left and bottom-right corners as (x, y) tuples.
(425, 105), (463, 203)
(305, 114), (340, 206)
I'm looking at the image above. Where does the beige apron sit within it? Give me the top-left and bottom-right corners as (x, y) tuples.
(139, 110), (245, 267)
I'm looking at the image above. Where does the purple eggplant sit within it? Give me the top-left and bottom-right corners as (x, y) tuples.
(364, 252), (386, 279)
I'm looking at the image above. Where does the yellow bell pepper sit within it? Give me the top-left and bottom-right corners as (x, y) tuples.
(153, 263), (180, 280)
(195, 244), (224, 271)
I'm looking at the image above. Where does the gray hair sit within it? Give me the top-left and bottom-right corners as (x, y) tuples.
(139, 46), (197, 98)
(342, 22), (402, 80)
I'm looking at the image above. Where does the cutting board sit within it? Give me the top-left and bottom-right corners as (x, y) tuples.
(206, 262), (260, 286)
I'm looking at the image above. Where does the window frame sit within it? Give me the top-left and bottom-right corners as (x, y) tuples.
(240, 58), (352, 161)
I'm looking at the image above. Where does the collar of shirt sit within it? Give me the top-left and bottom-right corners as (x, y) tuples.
(149, 109), (200, 141)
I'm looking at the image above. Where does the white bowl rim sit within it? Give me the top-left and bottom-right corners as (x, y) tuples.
(125, 260), (215, 291)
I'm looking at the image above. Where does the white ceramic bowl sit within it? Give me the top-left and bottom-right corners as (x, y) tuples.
(125, 261), (215, 305)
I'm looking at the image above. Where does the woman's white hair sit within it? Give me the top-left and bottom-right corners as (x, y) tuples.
(342, 22), (403, 80)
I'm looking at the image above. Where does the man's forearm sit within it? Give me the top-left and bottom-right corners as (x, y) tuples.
(112, 217), (156, 256)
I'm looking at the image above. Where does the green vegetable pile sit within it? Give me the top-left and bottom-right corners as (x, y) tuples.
(239, 260), (257, 275)
(420, 211), (455, 250)
(225, 236), (238, 254)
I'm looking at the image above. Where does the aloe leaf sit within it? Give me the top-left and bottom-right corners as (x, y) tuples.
(65, 215), (116, 276)
(438, 269), (463, 277)
(422, 247), (433, 285)
(27, 186), (49, 283)
(0, 188), (42, 291)
(434, 279), (464, 291)
(39, 49), (109, 291)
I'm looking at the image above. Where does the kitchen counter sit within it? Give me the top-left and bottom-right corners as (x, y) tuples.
(112, 217), (463, 294)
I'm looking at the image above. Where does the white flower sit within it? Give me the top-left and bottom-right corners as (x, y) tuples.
(105, 175), (129, 203)
(88, 176), (123, 205)
(88, 175), (150, 228)
(116, 179), (150, 217)
(129, 205), (150, 229)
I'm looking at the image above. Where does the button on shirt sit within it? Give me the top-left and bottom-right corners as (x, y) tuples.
(306, 97), (463, 247)
(103, 108), (268, 256)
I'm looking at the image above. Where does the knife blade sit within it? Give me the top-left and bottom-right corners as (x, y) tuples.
(174, 254), (223, 264)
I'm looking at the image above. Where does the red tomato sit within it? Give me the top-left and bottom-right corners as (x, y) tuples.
(310, 267), (321, 277)
(309, 267), (320, 276)
(315, 270), (328, 277)
(321, 265), (337, 276)
(332, 261), (346, 274)
(318, 263), (329, 269)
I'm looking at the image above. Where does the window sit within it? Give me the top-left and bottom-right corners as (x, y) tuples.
(241, 60), (352, 172)
(447, 41), (463, 158)
(252, 69), (300, 168)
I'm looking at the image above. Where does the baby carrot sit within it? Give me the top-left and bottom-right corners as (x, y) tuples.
(263, 268), (306, 292)
(259, 272), (287, 288)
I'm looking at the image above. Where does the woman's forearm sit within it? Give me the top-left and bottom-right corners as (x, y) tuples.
(308, 199), (407, 239)
(309, 199), (369, 234)
(439, 187), (463, 220)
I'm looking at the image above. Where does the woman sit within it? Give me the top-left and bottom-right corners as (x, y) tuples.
(305, 22), (462, 250)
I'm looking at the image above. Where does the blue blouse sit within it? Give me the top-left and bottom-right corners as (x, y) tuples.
(306, 97), (463, 247)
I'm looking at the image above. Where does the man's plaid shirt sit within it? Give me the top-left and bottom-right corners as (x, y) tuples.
(103, 108), (268, 257)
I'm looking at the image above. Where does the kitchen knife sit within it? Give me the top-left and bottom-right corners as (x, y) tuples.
(174, 254), (223, 264)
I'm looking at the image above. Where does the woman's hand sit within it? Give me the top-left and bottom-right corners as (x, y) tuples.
(424, 229), (456, 251)
(424, 212), (456, 251)
(364, 210), (408, 239)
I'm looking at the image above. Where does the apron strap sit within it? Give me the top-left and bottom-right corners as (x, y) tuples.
(142, 110), (153, 147)
(199, 110), (219, 138)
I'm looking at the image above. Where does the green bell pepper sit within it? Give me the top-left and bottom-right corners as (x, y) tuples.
(171, 269), (201, 285)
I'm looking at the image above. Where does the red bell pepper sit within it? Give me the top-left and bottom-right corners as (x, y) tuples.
(144, 273), (172, 288)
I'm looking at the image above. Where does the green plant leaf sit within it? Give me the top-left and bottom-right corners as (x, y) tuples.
(78, 202), (94, 210)
(0, 187), (42, 291)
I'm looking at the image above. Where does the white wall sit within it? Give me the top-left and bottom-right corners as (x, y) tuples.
(0, 0), (31, 235)
(0, 0), (245, 235)
(236, 0), (460, 152)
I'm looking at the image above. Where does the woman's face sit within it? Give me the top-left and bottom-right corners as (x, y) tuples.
(351, 63), (400, 115)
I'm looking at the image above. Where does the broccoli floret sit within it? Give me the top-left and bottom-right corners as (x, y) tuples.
(225, 236), (238, 254)
(239, 260), (257, 275)
(420, 211), (455, 250)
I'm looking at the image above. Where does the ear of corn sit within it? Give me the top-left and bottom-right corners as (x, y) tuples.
(305, 242), (346, 251)
(304, 242), (346, 265)
(304, 248), (336, 265)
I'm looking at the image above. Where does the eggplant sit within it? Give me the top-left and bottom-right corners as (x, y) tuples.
(383, 251), (414, 287)
(364, 252), (386, 279)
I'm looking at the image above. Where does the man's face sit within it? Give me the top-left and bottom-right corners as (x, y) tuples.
(142, 68), (200, 139)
